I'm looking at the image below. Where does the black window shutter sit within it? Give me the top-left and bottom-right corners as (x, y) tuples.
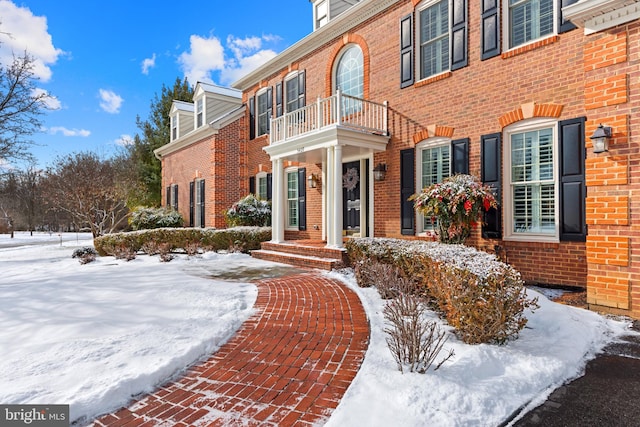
(298, 71), (306, 108)
(400, 13), (414, 88)
(451, 0), (468, 71)
(400, 148), (415, 235)
(559, 117), (586, 242)
(297, 168), (307, 231)
(173, 185), (179, 211)
(267, 173), (273, 200)
(275, 82), (283, 117)
(199, 179), (206, 228)
(481, 133), (502, 238)
(249, 176), (256, 195)
(166, 186), (171, 208)
(559, 0), (579, 33)
(189, 181), (195, 227)
(248, 96), (255, 140)
(451, 138), (469, 174)
(266, 87), (273, 133)
(481, 0), (501, 60)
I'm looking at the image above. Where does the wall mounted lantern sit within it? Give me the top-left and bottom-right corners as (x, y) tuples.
(590, 124), (612, 154)
(373, 163), (387, 181)
(307, 173), (319, 188)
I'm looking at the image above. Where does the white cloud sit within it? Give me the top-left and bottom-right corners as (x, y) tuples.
(114, 134), (133, 147)
(141, 53), (156, 75)
(98, 89), (123, 114)
(0, 0), (65, 82)
(31, 88), (61, 110)
(48, 126), (91, 137)
(178, 33), (279, 86)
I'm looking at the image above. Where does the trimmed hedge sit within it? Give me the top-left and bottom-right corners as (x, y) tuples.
(346, 238), (538, 345)
(130, 206), (184, 230)
(94, 226), (271, 257)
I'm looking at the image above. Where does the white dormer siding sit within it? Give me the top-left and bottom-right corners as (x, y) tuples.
(169, 101), (194, 141)
(193, 82), (242, 130)
(312, 0), (361, 30)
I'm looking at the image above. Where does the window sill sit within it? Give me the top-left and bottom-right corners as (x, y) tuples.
(503, 234), (559, 244)
(415, 71), (452, 88)
(501, 35), (559, 59)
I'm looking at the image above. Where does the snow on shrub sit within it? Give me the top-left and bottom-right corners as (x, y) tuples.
(93, 226), (271, 257)
(71, 247), (98, 264)
(129, 206), (184, 230)
(346, 238), (538, 345)
(224, 194), (271, 227)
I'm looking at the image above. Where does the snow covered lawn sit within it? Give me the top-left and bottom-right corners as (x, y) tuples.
(0, 232), (633, 426)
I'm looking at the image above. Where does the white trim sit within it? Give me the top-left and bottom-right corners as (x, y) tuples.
(503, 118), (559, 243)
(415, 0), (452, 82)
(284, 167), (299, 231)
(502, 0), (558, 53)
(563, 0), (640, 34)
(284, 71), (301, 114)
(414, 137), (451, 235)
(256, 172), (268, 200)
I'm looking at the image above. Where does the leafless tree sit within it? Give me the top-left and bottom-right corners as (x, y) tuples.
(43, 152), (130, 238)
(0, 166), (43, 233)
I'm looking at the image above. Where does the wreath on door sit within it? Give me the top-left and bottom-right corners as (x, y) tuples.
(343, 167), (359, 191)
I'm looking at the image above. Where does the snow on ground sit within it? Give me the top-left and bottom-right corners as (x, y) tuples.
(0, 232), (633, 426)
(326, 269), (632, 427)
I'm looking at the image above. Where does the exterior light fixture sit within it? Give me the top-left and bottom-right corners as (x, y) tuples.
(373, 163), (387, 181)
(590, 124), (612, 154)
(307, 173), (319, 188)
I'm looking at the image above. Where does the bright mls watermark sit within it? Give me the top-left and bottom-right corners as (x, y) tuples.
(1, 405), (68, 426)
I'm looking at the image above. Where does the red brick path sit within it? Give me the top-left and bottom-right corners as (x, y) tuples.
(91, 273), (369, 426)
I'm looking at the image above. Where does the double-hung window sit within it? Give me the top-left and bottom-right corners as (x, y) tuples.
(507, 0), (554, 49)
(416, 139), (451, 232)
(315, 0), (328, 30)
(257, 173), (268, 200)
(505, 120), (557, 240)
(196, 98), (204, 128)
(419, 0), (450, 79)
(286, 170), (298, 229)
(285, 77), (301, 114)
(171, 115), (178, 141)
(257, 90), (271, 136)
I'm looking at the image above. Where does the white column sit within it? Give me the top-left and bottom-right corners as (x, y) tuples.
(271, 158), (285, 243)
(321, 158), (327, 242)
(332, 145), (343, 248)
(325, 147), (334, 247)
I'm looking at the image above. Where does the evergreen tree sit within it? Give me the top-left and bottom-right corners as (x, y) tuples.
(128, 77), (193, 207)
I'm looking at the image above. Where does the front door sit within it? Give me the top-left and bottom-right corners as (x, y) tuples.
(342, 161), (361, 235)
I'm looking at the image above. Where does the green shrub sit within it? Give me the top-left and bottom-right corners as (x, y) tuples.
(93, 226), (271, 257)
(129, 206), (184, 230)
(346, 238), (538, 345)
(224, 194), (271, 227)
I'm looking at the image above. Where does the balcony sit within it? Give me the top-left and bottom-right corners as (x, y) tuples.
(270, 91), (388, 145)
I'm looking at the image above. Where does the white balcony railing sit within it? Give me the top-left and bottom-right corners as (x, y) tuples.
(270, 91), (388, 145)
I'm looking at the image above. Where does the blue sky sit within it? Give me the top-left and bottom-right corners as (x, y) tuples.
(0, 0), (312, 169)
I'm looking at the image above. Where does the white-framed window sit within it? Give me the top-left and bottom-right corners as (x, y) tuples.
(415, 138), (451, 233)
(335, 44), (364, 98)
(505, 0), (555, 49)
(315, 0), (328, 29)
(171, 115), (178, 141)
(257, 172), (268, 200)
(256, 89), (271, 136)
(196, 98), (204, 128)
(286, 169), (298, 229)
(504, 118), (558, 241)
(195, 179), (204, 227)
(285, 73), (303, 114)
(418, 0), (450, 80)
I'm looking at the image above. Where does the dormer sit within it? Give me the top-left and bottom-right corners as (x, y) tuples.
(312, 0), (361, 30)
(193, 82), (242, 130)
(169, 101), (194, 142)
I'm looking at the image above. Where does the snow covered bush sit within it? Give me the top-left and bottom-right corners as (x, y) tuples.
(411, 174), (497, 244)
(72, 247), (98, 264)
(129, 206), (184, 230)
(346, 238), (538, 344)
(93, 227), (271, 257)
(224, 194), (271, 227)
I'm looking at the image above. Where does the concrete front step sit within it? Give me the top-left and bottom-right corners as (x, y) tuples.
(251, 249), (342, 271)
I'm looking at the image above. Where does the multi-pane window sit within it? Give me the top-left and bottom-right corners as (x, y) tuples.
(286, 171), (298, 228)
(336, 45), (364, 98)
(419, 0), (449, 79)
(418, 142), (450, 231)
(196, 98), (204, 128)
(508, 0), (554, 48)
(195, 179), (204, 227)
(171, 115), (178, 141)
(257, 90), (270, 136)
(510, 127), (555, 235)
(315, 0), (328, 29)
(286, 77), (302, 113)
(257, 175), (268, 200)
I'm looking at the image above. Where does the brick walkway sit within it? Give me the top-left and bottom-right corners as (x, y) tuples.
(91, 273), (369, 427)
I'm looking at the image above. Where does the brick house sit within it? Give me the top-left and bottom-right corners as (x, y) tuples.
(157, 0), (640, 318)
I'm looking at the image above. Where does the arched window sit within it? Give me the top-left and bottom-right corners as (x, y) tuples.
(335, 45), (363, 98)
